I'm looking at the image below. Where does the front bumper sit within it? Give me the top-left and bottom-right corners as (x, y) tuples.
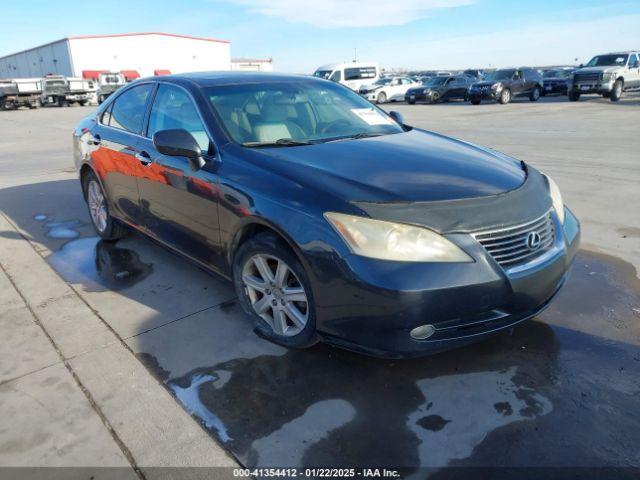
(405, 91), (430, 103)
(468, 89), (499, 101)
(543, 82), (568, 95)
(569, 80), (614, 95)
(311, 207), (580, 358)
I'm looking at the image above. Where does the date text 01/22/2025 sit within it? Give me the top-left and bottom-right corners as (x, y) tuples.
(233, 468), (401, 478)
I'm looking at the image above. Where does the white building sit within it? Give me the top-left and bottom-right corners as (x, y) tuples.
(0, 32), (232, 79)
(231, 58), (274, 72)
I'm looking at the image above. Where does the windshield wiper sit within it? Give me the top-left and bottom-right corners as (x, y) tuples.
(242, 138), (313, 147)
(319, 132), (384, 144)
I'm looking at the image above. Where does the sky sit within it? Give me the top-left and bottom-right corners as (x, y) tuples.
(1, 0), (639, 72)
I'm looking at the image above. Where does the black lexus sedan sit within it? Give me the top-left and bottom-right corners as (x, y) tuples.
(73, 72), (580, 358)
(542, 68), (575, 96)
(405, 75), (473, 104)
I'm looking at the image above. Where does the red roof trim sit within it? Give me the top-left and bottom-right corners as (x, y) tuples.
(120, 70), (140, 79)
(154, 69), (171, 76)
(82, 70), (108, 79)
(69, 32), (230, 45)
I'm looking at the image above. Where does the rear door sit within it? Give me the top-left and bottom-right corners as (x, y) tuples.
(136, 83), (222, 267)
(89, 83), (154, 226)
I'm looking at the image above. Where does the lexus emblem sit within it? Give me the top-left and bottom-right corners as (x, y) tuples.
(526, 231), (542, 251)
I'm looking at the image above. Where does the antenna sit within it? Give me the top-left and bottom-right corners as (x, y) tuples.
(353, 47), (357, 63)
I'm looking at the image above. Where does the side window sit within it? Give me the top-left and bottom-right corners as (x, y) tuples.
(100, 103), (113, 125)
(109, 84), (153, 134)
(148, 84), (209, 151)
(344, 68), (361, 81)
(629, 55), (639, 68)
(329, 70), (342, 82)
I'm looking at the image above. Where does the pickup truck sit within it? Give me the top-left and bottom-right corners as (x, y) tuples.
(0, 78), (42, 110)
(97, 72), (126, 104)
(40, 75), (92, 106)
(568, 51), (640, 102)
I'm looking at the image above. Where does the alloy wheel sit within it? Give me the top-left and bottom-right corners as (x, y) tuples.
(87, 180), (108, 233)
(242, 254), (309, 337)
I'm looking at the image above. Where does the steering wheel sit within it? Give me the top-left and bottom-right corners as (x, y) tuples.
(320, 119), (351, 134)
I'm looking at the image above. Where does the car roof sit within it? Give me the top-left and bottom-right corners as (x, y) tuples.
(138, 71), (327, 88)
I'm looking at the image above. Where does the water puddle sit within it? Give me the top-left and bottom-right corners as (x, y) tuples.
(47, 237), (152, 291)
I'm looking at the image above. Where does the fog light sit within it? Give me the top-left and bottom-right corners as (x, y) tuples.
(410, 324), (436, 340)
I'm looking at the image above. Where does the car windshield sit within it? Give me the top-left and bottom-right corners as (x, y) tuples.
(205, 81), (404, 146)
(484, 69), (516, 81)
(373, 78), (393, 85)
(425, 77), (448, 86)
(586, 54), (629, 67)
(313, 70), (332, 79)
(46, 80), (66, 86)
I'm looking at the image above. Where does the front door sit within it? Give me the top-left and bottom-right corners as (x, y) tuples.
(136, 83), (223, 269)
(90, 83), (154, 225)
(627, 54), (640, 87)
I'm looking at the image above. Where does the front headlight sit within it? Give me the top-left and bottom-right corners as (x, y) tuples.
(491, 82), (502, 91)
(324, 212), (473, 262)
(543, 174), (565, 224)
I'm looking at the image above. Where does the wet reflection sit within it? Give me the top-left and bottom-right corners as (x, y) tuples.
(48, 237), (152, 291)
(141, 251), (640, 472)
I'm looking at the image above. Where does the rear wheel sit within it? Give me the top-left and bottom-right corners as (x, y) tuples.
(234, 232), (317, 348)
(83, 171), (128, 240)
(498, 88), (511, 104)
(610, 80), (623, 102)
(376, 92), (387, 104)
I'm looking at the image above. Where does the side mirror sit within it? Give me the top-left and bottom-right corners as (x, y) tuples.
(389, 111), (404, 125)
(153, 129), (206, 172)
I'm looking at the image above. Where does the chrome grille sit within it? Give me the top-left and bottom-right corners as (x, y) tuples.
(473, 212), (555, 270)
(574, 72), (601, 84)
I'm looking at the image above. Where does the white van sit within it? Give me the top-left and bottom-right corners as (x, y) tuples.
(313, 62), (380, 91)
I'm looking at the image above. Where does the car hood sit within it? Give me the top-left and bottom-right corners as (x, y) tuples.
(241, 129), (526, 203)
(544, 77), (568, 81)
(576, 66), (620, 74)
(472, 81), (500, 87)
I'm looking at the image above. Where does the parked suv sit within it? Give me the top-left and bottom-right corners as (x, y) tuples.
(568, 51), (640, 102)
(468, 68), (543, 105)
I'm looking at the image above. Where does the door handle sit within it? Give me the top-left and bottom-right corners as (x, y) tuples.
(135, 151), (152, 166)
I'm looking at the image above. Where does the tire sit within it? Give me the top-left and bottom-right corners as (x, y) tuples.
(82, 171), (128, 240)
(498, 88), (511, 104)
(407, 99), (416, 105)
(610, 80), (623, 102)
(376, 92), (387, 104)
(233, 232), (317, 348)
(430, 92), (440, 104)
(79, 101), (88, 106)
(470, 98), (481, 105)
(0, 97), (5, 110)
(530, 87), (541, 101)
(568, 91), (580, 102)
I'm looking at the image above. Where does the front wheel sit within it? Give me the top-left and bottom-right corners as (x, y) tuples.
(407, 99), (416, 105)
(234, 232), (317, 348)
(610, 80), (623, 102)
(376, 92), (387, 104)
(498, 88), (511, 104)
(470, 99), (481, 105)
(530, 87), (541, 101)
(83, 171), (128, 240)
(568, 91), (580, 102)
